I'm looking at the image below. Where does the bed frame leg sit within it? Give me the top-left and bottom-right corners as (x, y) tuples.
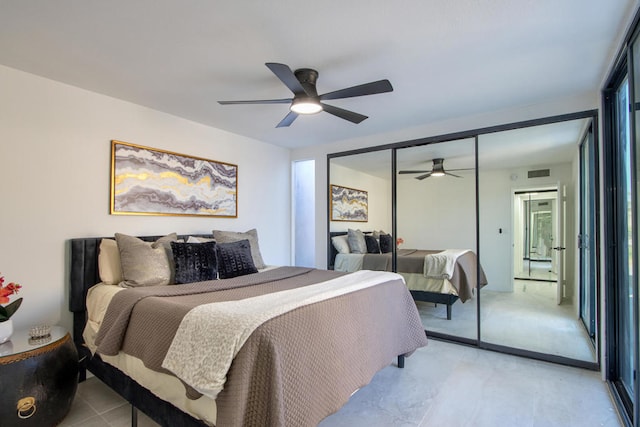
(397, 355), (405, 369)
(131, 405), (138, 427)
(447, 304), (452, 320)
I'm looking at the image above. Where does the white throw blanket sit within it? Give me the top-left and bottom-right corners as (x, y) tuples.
(161, 270), (403, 399)
(423, 249), (470, 279)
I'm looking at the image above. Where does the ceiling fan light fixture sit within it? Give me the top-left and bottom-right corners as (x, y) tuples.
(290, 97), (322, 114)
(431, 171), (445, 177)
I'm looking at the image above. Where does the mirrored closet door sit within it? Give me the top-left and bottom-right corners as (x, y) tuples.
(477, 119), (597, 364)
(328, 150), (392, 270)
(395, 138), (478, 341)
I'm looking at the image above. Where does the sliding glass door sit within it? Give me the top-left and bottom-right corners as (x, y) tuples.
(604, 26), (640, 421)
(606, 71), (636, 421)
(579, 125), (597, 339)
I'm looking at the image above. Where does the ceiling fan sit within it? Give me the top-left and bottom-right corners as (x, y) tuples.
(398, 158), (473, 180)
(218, 63), (393, 128)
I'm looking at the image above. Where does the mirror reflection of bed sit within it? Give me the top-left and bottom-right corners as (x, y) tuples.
(329, 231), (487, 321)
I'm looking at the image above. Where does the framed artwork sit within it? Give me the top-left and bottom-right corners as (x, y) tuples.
(330, 184), (368, 222)
(110, 140), (237, 217)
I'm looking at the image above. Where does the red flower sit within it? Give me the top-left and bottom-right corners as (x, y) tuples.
(0, 273), (22, 314)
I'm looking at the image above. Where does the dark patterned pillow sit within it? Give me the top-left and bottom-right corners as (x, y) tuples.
(170, 241), (218, 284)
(364, 235), (380, 254)
(379, 234), (393, 253)
(216, 239), (258, 279)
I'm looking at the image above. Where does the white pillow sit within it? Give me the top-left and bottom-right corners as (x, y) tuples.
(331, 235), (350, 254)
(98, 239), (123, 285)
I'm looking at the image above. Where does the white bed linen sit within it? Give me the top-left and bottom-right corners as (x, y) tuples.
(334, 253), (364, 272)
(84, 283), (217, 426)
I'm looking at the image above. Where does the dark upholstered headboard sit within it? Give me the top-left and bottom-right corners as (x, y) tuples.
(328, 231), (348, 270)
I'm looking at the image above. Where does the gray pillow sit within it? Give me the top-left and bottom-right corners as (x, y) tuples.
(212, 229), (266, 269)
(347, 229), (367, 254)
(115, 233), (178, 287)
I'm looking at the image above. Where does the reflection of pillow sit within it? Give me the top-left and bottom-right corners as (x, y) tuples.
(347, 229), (367, 254)
(331, 235), (350, 254)
(171, 241), (218, 284)
(364, 235), (380, 254)
(98, 239), (123, 285)
(115, 233), (178, 287)
(212, 229), (266, 269)
(379, 234), (393, 253)
(186, 236), (215, 243)
(216, 240), (258, 279)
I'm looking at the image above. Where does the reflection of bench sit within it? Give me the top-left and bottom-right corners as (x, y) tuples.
(411, 290), (459, 320)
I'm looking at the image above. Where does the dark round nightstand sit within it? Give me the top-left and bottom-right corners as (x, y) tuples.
(0, 326), (78, 426)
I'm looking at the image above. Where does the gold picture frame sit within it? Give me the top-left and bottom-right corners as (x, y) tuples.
(110, 140), (237, 217)
(330, 184), (368, 222)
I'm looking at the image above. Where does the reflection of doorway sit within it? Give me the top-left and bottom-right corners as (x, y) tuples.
(513, 189), (560, 283)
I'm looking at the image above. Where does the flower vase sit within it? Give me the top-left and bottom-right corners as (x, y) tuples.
(0, 318), (13, 344)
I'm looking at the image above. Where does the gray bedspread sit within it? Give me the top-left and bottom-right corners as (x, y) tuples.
(362, 249), (487, 302)
(94, 266), (428, 427)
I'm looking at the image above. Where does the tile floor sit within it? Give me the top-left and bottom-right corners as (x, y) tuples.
(419, 280), (596, 362)
(60, 340), (621, 427)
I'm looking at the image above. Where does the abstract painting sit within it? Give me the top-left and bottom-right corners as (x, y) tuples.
(330, 184), (368, 222)
(111, 140), (237, 217)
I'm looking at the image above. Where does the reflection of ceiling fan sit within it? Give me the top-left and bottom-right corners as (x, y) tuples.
(398, 158), (473, 180)
(218, 63), (393, 128)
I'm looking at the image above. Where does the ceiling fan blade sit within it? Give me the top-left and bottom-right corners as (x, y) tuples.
(218, 98), (292, 105)
(320, 79), (393, 101)
(398, 170), (431, 174)
(276, 111), (299, 128)
(320, 103), (368, 124)
(265, 63), (308, 95)
(447, 167), (475, 171)
(445, 171), (462, 178)
(416, 172), (432, 180)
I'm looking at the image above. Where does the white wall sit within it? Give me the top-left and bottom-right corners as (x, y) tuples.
(329, 164), (391, 233)
(0, 65), (291, 332)
(396, 173), (476, 250)
(293, 92), (597, 269)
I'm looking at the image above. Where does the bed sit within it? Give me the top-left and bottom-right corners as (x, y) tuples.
(328, 231), (487, 320)
(69, 234), (428, 427)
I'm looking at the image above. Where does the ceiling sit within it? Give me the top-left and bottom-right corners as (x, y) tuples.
(0, 1), (633, 149)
